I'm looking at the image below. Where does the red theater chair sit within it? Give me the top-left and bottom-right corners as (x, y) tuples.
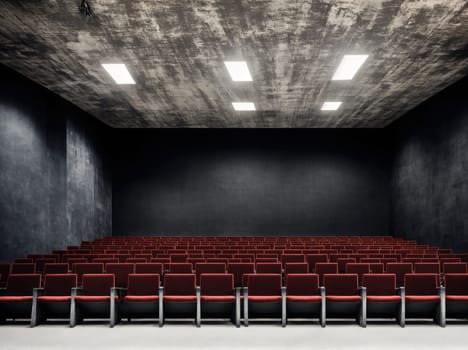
(244, 274), (285, 327)
(169, 263), (193, 274)
(284, 263), (308, 277)
(403, 273), (444, 327)
(443, 263), (467, 274)
(163, 274), (198, 326)
(227, 263), (254, 287)
(106, 263), (135, 288)
(361, 274), (403, 327)
(387, 263), (413, 287)
(281, 254), (305, 268)
(119, 274), (163, 326)
(305, 254), (328, 273)
(345, 263), (370, 285)
(315, 263), (338, 286)
(443, 273), (468, 325)
(199, 273), (239, 327)
(323, 274), (364, 327)
(43, 263), (69, 275)
(414, 263), (440, 274)
(285, 274), (325, 326)
(31, 274), (77, 326)
(74, 263), (104, 285)
(195, 263), (226, 285)
(0, 274), (41, 322)
(11, 263), (36, 274)
(255, 262), (282, 274)
(71, 274), (117, 327)
(135, 263), (164, 276)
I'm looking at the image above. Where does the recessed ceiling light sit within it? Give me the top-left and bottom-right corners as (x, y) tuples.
(232, 102), (256, 111)
(321, 101), (342, 111)
(101, 63), (136, 84)
(332, 55), (368, 80)
(224, 61), (253, 81)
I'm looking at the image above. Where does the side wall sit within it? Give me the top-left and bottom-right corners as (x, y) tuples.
(113, 129), (390, 236)
(390, 76), (468, 252)
(0, 65), (112, 261)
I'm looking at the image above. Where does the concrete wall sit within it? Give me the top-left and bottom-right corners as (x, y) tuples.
(0, 65), (112, 261)
(112, 129), (390, 236)
(390, 76), (468, 252)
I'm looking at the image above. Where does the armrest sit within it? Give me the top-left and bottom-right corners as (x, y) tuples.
(71, 287), (83, 297)
(158, 286), (164, 298)
(281, 286), (286, 297)
(397, 287), (405, 298)
(319, 286), (326, 298)
(359, 286), (367, 297)
(33, 288), (44, 298)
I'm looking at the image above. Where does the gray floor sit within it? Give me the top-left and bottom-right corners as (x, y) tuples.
(0, 322), (467, 349)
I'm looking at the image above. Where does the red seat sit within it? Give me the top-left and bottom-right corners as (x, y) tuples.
(386, 263), (412, 287)
(414, 263), (440, 274)
(199, 273), (238, 326)
(169, 263), (193, 274)
(284, 263), (308, 277)
(120, 274), (162, 326)
(170, 254), (187, 263)
(361, 274), (402, 327)
(404, 273), (443, 326)
(73, 263), (104, 285)
(323, 274), (363, 326)
(32, 274), (77, 326)
(0, 274), (41, 321)
(444, 273), (468, 323)
(227, 263), (254, 287)
(163, 274), (198, 323)
(135, 263), (164, 276)
(315, 263), (338, 285)
(244, 274), (285, 326)
(11, 263), (36, 274)
(281, 254), (305, 268)
(71, 274), (116, 327)
(305, 254), (328, 273)
(286, 274), (324, 325)
(106, 263), (135, 288)
(443, 263), (467, 273)
(195, 263), (226, 285)
(43, 263), (69, 275)
(345, 263), (370, 284)
(255, 262), (282, 274)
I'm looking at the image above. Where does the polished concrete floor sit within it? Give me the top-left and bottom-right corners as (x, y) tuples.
(0, 321), (467, 349)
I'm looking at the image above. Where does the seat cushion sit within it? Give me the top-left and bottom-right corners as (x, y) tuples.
(287, 295), (322, 302)
(406, 295), (440, 302)
(164, 295), (197, 302)
(367, 295), (401, 302)
(201, 295), (235, 302)
(326, 295), (361, 302)
(446, 295), (468, 301)
(0, 296), (33, 302)
(248, 296), (282, 302)
(38, 296), (71, 302)
(124, 295), (158, 302)
(74, 296), (118, 302)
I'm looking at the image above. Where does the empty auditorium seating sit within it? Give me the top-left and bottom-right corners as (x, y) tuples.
(244, 274), (285, 326)
(11, 263), (36, 274)
(285, 274), (324, 326)
(255, 262), (282, 274)
(227, 263), (254, 287)
(414, 263), (440, 274)
(169, 263), (193, 274)
(74, 263), (104, 285)
(323, 274), (363, 326)
(315, 263), (338, 285)
(199, 273), (238, 326)
(71, 274), (116, 327)
(31, 274), (77, 326)
(443, 273), (468, 325)
(345, 263), (370, 284)
(0, 274), (41, 322)
(135, 263), (164, 276)
(106, 263), (135, 288)
(387, 263), (413, 287)
(404, 273), (444, 326)
(443, 262), (467, 274)
(163, 274), (198, 325)
(119, 274), (162, 326)
(195, 263), (226, 285)
(305, 254), (328, 273)
(43, 263), (69, 275)
(281, 254), (305, 268)
(361, 274), (403, 327)
(284, 263), (308, 277)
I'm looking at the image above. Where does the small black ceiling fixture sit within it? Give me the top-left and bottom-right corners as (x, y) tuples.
(79, 0), (92, 18)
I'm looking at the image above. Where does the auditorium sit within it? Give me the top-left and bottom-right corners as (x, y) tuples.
(1, 1), (468, 349)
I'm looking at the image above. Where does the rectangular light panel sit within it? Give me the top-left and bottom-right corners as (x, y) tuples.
(101, 63), (136, 84)
(232, 102), (256, 111)
(224, 61), (253, 81)
(321, 101), (342, 111)
(332, 55), (368, 80)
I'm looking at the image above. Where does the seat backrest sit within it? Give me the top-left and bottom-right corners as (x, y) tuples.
(227, 263), (255, 287)
(369, 263), (384, 273)
(386, 263), (413, 286)
(444, 273), (468, 295)
(345, 263), (370, 284)
(315, 263), (338, 285)
(404, 273), (438, 295)
(68, 258), (88, 270)
(135, 263), (164, 275)
(126, 258), (147, 264)
(169, 263), (193, 273)
(362, 274), (396, 295)
(414, 263), (440, 274)
(36, 258), (56, 272)
(44, 274), (77, 296)
(306, 255), (329, 269)
(106, 263), (135, 288)
(11, 263), (36, 274)
(195, 263), (226, 275)
(286, 274), (319, 296)
(81, 274), (114, 296)
(255, 262), (282, 274)
(43, 263), (69, 275)
(127, 274), (160, 296)
(15, 258), (34, 264)
(281, 254), (305, 267)
(443, 262), (468, 273)
(284, 263), (308, 276)
(323, 274), (358, 296)
(6, 274), (42, 296)
(74, 263), (104, 275)
(247, 274), (281, 296)
(170, 254), (187, 263)
(337, 258), (357, 272)
(200, 273), (234, 296)
(164, 274), (196, 295)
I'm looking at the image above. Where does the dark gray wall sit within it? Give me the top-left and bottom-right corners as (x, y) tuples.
(113, 129), (390, 236)
(0, 65), (112, 261)
(390, 76), (468, 252)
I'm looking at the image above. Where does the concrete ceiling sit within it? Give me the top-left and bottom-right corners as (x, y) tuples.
(0, 0), (468, 128)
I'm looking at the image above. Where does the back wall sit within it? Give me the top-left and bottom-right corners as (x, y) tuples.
(113, 129), (390, 236)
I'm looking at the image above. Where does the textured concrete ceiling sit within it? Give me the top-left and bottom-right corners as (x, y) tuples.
(1, 0), (468, 128)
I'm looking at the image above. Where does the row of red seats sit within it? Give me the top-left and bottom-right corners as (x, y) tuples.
(1, 272), (467, 327)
